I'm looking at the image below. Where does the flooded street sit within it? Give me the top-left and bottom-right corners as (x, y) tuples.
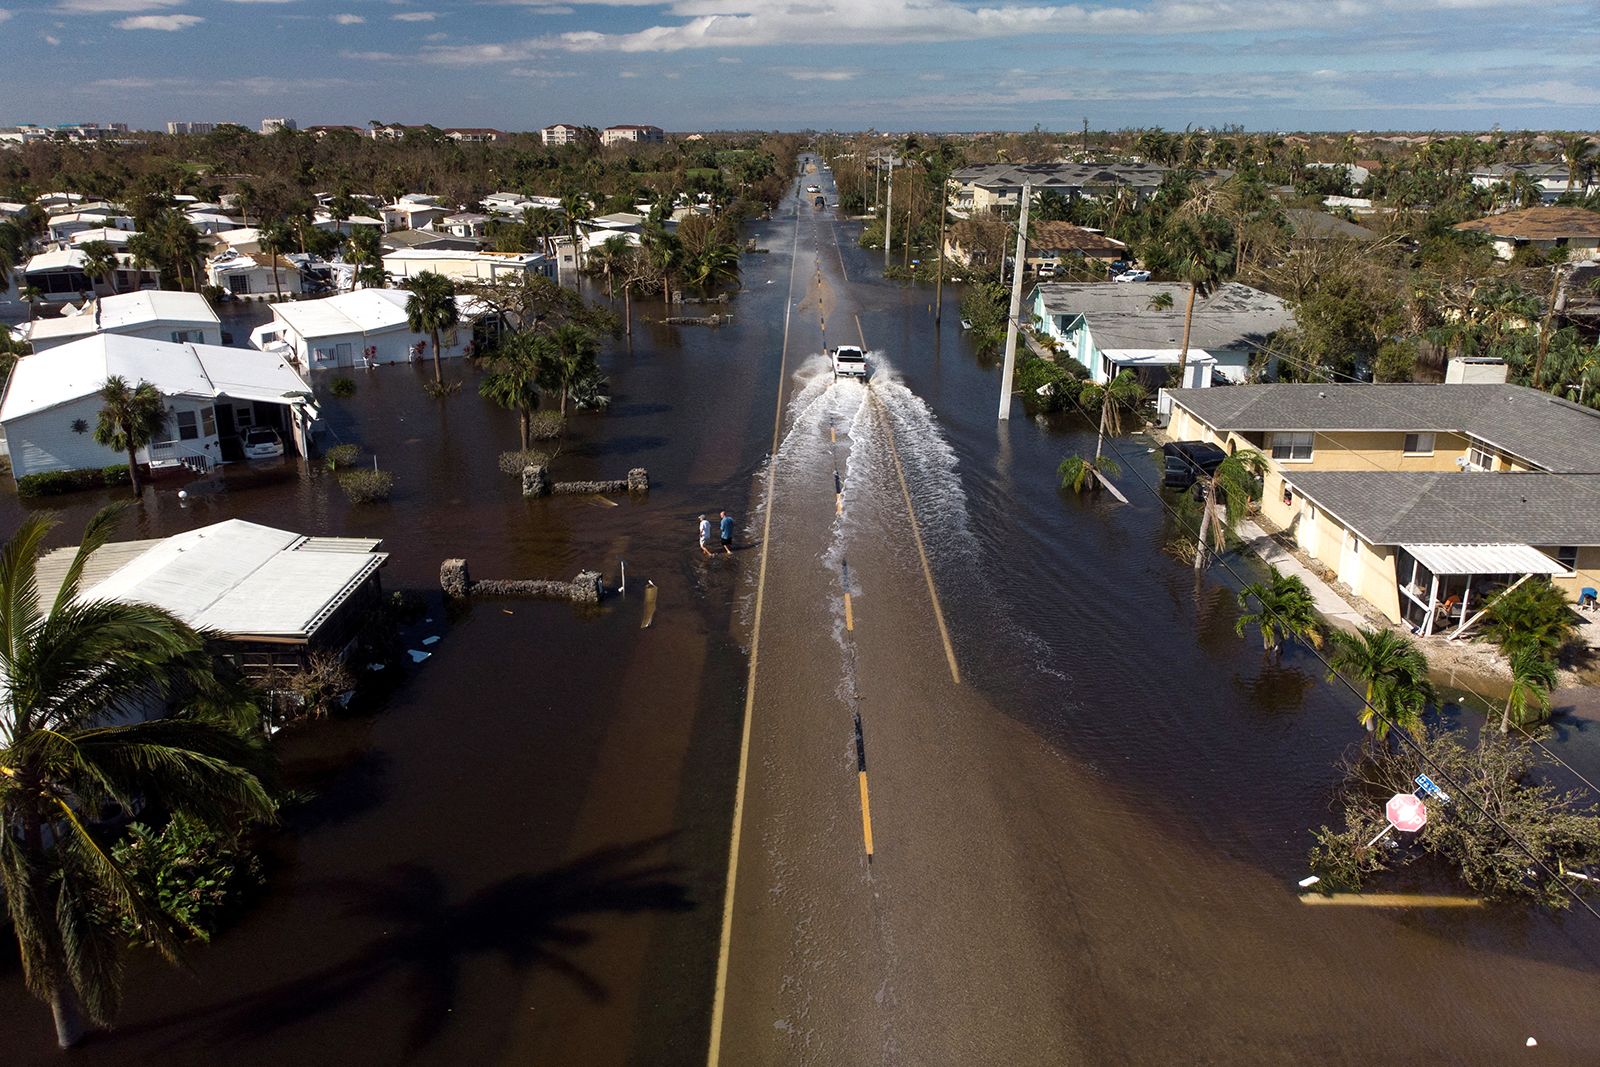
(3, 164), (1600, 1064)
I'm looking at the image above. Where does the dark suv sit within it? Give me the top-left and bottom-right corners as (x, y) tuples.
(1161, 441), (1227, 489)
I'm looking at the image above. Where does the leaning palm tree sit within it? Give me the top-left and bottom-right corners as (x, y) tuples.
(1058, 452), (1121, 495)
(403, 270), (459, 386)
(479, 330), (546, 448)
(1501, 647), (1558, 734)
(94, 376), (167, 496)
(1327, 627), (1434, 742)
(1193, 448), (1266, 572)
(0, 507), (276, 1048)
(1235, 567), (1323, 658)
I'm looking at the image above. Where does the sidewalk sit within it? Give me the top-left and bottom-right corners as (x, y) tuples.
(1237, 519), (1368, 633)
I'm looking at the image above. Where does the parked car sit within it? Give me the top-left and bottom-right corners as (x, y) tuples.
(806, 184), (822, 193)
(1114, 269), (1151, 283)
(1161, 441), (1226, 489)
(241, 426), (285, 460)
(831, 345), (868, 379)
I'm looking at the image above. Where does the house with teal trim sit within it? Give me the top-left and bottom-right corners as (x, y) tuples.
(1029, 281), (1294, 390)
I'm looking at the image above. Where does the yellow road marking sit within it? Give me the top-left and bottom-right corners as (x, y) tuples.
(835, 492), (843, 514)
(844, 591), (854, 632)
(706, 190), (804, 1067)
(855, 313), (866, 348)
(1299, 893), (1483, 908)
(858, 770), (875, 856)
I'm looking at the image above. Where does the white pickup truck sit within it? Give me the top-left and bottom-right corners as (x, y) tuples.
(831, 345), (868, 379)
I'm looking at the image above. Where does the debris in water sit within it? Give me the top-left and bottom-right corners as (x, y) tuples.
(1526, 1038), (1537, 1047)
(408, 649), (431, 664)
(422, 635), (440, 646)
(1298, 876), (1320, 888)
(502, 609), (514, 615)
(366, 663), (386, 672)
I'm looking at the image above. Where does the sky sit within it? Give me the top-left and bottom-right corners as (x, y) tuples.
(0, 0), (1597, 133)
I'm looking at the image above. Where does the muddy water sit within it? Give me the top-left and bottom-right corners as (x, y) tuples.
(2, 168), (1599, 1063)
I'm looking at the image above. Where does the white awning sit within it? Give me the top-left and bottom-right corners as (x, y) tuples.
(1402, 543), (1570, 576)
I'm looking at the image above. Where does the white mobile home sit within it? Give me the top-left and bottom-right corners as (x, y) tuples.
(24, 290), (222, 353)
(251, 288), (492, 369)
(381, 248), (554, 284)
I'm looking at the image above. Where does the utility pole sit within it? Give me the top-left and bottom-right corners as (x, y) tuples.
(997, 181), (1031, 421)
(934, 205), (947, 327)
(883, 157), (895, 260)
(1533, 265), (1567, 390)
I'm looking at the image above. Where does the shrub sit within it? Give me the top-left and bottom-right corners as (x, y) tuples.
(1478, 578), (1579, 660)
(324, 443), (362, 469)
(16, 465), (131, 497)
(329, 376), (358, 399)
(423, 380), (462, 399)
(338, 468), (394, 503)
(528, 410), (566, 440)
(110, 814), (264, 944)
(498, 448), (549, 476)
(264, 653), (357, 723)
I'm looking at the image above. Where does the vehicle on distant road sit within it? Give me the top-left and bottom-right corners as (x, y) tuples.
(1114, 269), (1151, 283)
(242, 427), (285, 460)
(831, 345), (868, 379)
(814, 195), (825, 209)
(806, 184), (822, 193)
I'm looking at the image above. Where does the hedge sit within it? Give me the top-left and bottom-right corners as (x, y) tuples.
(17, 465), (132, 497)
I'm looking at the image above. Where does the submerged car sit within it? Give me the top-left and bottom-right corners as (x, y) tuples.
(242, 426), (285, 460)
(831, 345), (868, 379)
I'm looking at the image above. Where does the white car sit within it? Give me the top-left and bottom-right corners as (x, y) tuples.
(806, 184), (822, 193)
(242, 426), (285, 459)
(831, 345), (868, 379)
(1114, 269), (1151, 283)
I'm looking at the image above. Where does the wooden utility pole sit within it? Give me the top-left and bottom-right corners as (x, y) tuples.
(934, 207), (947, 327)
(997, 181), (1031, 421)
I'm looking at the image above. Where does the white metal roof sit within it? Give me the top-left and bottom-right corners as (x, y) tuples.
(0, 334), (312, 422)
(1401, 543), (1571, 576)
(382, 248), (546, 265)
(68, 227), (135, 247)
(81, 519), (387, 640)
(1101, 347), (1217, 366)
(23, 247), (88, 273)
(27, 291), (220, 344)
(269, 288), (482, 341)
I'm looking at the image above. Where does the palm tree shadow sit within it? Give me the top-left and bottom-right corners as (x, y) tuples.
(120, 835), (694, 1057)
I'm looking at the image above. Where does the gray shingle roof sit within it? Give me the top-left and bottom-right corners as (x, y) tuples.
(1285, 471), (1600, 546)
(1171, 383), (1600, 473)
(1035, 282), (1295, 353)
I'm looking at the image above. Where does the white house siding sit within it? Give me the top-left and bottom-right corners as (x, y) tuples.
(289, 325), (468, 368)
(31, 319), (217, 354)
(7, 396), (128, 477)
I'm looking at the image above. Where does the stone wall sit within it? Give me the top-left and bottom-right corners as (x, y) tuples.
(439, 558), (603, 604)
(522, 466), (649, 499)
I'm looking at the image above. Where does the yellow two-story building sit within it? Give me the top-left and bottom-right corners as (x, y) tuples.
(1166, 378), (1600, 635)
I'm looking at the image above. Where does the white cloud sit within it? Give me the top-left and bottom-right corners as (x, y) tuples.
(332, 13), (365, 24)
(787, 70), (854, 81)
(115, 13), (203, 29)
(0, 10), (11, 24)
(423, 31), (447, 40)
(45, 33), (62, 43)
(393, 10), (437, 20)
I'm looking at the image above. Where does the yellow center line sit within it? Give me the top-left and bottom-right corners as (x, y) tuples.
(844, 591), (854, 632)
(858, 770), (875, 856)
(706, 190), (805, 1067)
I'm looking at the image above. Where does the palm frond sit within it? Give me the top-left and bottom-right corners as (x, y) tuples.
(50, 505), (127, 618)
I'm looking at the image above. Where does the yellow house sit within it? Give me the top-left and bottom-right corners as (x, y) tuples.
(1166, 382), (1600, 632)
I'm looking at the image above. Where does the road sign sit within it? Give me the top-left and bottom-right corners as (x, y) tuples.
(1414, 774), (1451, 803)
(1386, 792), (1428, 833)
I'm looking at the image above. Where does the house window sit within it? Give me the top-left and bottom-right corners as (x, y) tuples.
(1403, 432), (1435, 455)
(169, 329), (204, 344)
(176, 410), (198, 441)
(1556, 546), (1579, 572)
(1269, 431), (1314, 462)
(200, 406), (216, 437)
(1467, 445), (1494, 471)
(234, 405), (253, 428)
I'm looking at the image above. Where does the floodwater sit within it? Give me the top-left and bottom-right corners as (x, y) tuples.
(3, 165), (1600, 1063)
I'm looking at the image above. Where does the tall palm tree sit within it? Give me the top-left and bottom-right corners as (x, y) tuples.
(77, 241), (118, 297)
(1165, 211), (1237, 386)
(345, 227), (382, 292)
(0, 507), (276, 1048)
(643, 225), (681, 305)
(540, 323), (600, 415)
(1501, 646), (1558, 734)
(258, 220), (295, 301)
(1193, 448), (1266, 572)
(403, 270), (459, 386)
(1557, 133), (1593, 193)
(479, 331), (546, 448)
(19, 283), (43, 322)
(1234, 567), (1323, 658)
(93, 376), (167, 496)
(686, 242), (741, 293)
(558, 192), (590, 273)
(1327, 627), (1434, 741)
(587, 235), (635, 298)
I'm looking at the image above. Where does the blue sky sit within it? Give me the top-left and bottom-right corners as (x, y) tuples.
(1, 0), (1597, 133)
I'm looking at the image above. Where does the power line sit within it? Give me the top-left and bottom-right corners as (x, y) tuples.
(1063, 389), (1600, 920)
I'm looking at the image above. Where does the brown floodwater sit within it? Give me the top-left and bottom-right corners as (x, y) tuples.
(2, 169), (1600, 1064)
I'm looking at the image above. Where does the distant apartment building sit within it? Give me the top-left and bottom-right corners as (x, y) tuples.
(259, 117), (298, 135)
(5, 122), (127, 143)
(167, 121), (215, 136)
(601, 124), (664, 146)
(541, 123), (590, 147)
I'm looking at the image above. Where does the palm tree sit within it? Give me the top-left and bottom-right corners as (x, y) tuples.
(540, 324), (599, 415)
(686, 242), (741, 293)
(78, 241), (118, 297)
(94, 376), (167, 496)
(1058, 452), (1121, 494)
(479, 331), (546, 447)
(524, 207), (560, 259)
(643, 224), (682, 305)
(1148, 291), (1174, 312)
(1327, 627), (1434, 741)
(19, 283), (43, 322)
(404, 271), (459, 386)
(1166, 212), (1237, 386)
(1501, 646), (1558, 734)
(1193, 448), (1266, 572)
(1234, 566), (1323, 658)
(558, 192), (590, 273)
(346, 227), (382, 292)
(1558, 134), (1593, 193)
(0, 507), (276, 1048)
(258, 220), (296, 301)
(587, 235), (635, 298)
